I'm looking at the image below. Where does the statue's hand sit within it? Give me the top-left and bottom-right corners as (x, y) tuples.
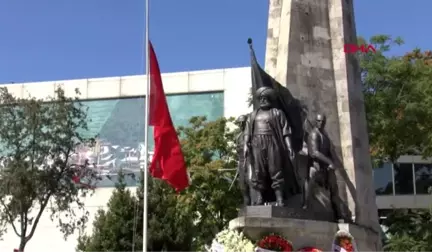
(289, 149), (295, 160)
(328, 164), (334, 170)
(243, 148), (248, 158)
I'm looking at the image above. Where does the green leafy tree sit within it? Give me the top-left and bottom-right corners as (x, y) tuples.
(359, 35), (432, 251)
(384, 234), (427, 251)
(0, 87), (97, 251)
(139, 173), (194, 251)
(78, 172), (195, 251)
(77, 172), (140, 251)
(136, 116), (243, 251)
(78, 116), (245, 251)
(382, 208), (432, 251)
(177, 116), (242, 250)
(360, 35), (432, 163)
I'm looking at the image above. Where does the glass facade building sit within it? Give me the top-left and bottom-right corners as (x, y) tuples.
(78, 92), (224, 187)
(373, 161), (432, 196)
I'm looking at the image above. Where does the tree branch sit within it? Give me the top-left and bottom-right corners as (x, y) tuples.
(0, 198), (20, 237)
(23, 211), (28, 239)
(25, 145), (72, 242)
(25, 193), (51, 242)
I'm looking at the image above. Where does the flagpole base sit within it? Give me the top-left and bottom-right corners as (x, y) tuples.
(229, 216), (381, 251)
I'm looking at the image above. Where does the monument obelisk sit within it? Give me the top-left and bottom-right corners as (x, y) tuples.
(265, 0), (380, 241)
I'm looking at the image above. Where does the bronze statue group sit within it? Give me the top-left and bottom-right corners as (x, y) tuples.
(236, 86), (345, 222)
(233, 39), (351, 222)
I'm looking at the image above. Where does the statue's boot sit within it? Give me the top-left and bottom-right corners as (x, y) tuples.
(275, 189), (285, 206)
(254, 190), (264, 205)
(302, 181), (309, 209)
(243, 195), (251, 206)
(243, 185), (251, 205)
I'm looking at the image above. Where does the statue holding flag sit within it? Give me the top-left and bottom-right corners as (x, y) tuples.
(241, 38), (351, 222)
(244, 86), (300, 206)
(239, 38), (306, 206)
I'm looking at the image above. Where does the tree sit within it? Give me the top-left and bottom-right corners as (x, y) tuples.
(77, 116), (242, 251)
(140, 116), (243, 250)
(177, 116), (242, 250)
(78, 170), (195, 252)
(0, 87), (97, 251)
(360, 35), (432, 163)
(140, 173), (195, 251)
(77, 172), (141, 251)
(382, 208), (432, 251)
(127, 116), (244, 251)
(359, 35), (432, 251)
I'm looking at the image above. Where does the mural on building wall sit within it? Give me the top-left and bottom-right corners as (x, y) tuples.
(74, 92), (224, 187)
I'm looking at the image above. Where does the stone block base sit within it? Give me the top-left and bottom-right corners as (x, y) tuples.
(239, 194), (336, 222)
(229, 216), (381, 251)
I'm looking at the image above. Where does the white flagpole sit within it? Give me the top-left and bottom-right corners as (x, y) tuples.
(143, 0), (150, 250)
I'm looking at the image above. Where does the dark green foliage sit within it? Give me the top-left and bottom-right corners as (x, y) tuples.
(382, 209), (432, 251)
(78, 116), (242, 251)
(145, 174), (194, 251)
(78, 167), (196, 252)
(0, 87), (96, 251)
(77, 172), (141, 251)
(360, 35), (432, 251)
(360, 35), (432, 164)
(177, 116), (242, 250)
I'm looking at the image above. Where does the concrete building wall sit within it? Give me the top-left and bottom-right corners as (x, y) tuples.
(0, 67), (252, 252)
(0, 67), (251, 119)
(0, 188), (116, 252)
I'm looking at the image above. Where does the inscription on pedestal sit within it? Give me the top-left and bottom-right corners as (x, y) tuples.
(239, 205), (334, 222)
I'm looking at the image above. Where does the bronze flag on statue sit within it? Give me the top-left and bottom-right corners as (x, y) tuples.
(247, 38), (310, 152)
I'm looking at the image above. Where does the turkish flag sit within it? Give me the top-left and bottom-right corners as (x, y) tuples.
(148, 42), (190, 192)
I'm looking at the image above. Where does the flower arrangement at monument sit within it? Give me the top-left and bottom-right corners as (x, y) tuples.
(255, 233), (293, 252)
(336, 237), (353, 252)
(332, 231), (357, 252)
(210, 229), (255, 252)
(298, 247), (322, 252)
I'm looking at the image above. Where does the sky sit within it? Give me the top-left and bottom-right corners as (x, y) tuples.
(0, 0), (430, 84)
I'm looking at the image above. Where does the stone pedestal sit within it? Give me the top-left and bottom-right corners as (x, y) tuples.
(264, 0), (381, 239)
(233, 206), (381, 250)
(229, 216), (381, 251)
(239, 194), (336, 222)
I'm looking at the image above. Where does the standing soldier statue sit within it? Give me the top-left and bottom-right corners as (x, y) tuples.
(236, 114), (251, 205)
(303, 113), (344, 220)
(244, 86), (300, 206)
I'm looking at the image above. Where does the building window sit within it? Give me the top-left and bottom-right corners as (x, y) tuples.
(373, 162), (393, 195)
(76, 92), (224, 187)
(414, 163), (432, 194)
(394, 163), (414, 195)
(166, 92), (224, 127)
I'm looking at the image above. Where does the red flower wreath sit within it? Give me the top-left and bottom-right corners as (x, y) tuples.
(257, 233), (293, 252)
(298, 247), (322, 252)
(336, 235), (354, 252)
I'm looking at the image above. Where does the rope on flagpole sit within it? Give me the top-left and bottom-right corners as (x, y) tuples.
(131, 188), (139, 251)
(143, 0), (150, 251)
